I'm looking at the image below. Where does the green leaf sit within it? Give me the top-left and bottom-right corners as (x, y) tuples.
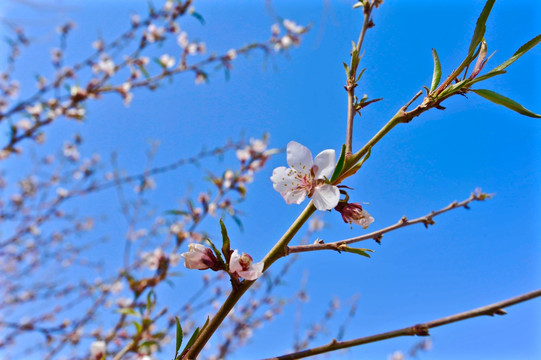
(219, 219), (231, 262)
(232, 214), (244, 232)
(165, 209), (189, 216)
(180, 327), (200, 357)
(191, 11), (205, 25)
(438, 80), (468, 98)
(492, 34), (541, 72)
(472, 89), (541, 118)
(339, 246), (374, 258)
(469, 70), (506, 84)
(132, 320), (142, 335)
(174, 317), (183, 360)
(343, 62), (350, 77)
(115, 308), (138, 316)
(430, 48), (442, 92)
(356, 68), (366, 82)
(205, 238), (225, 267)
(146, 290), (156, 311)
(467, 0), (496, 58)
(330, 144), (347, 182)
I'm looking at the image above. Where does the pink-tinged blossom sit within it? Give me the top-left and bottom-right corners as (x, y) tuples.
(180, 243), (217, 270)
(90, 341), (106, 360)
(159, 54), (175, 69)
(271, 141), (339, 211)
(335, 202), (374, 229)
(229, 250), (264, 281)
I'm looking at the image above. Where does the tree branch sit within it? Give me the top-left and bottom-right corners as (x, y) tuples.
(262, 288), (541, 360)
(288, 190), (489, 254)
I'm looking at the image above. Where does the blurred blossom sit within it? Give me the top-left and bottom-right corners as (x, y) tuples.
(308, 217), (325, 232)
(90, 340), (106, 360)
(159, 54), (175, 69)
(226, 49), (237, 60)
(388, 351), (405, 360)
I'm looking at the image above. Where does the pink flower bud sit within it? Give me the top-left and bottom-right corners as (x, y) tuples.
(181, 243), (217, 270)
(335, 202), (374, 229)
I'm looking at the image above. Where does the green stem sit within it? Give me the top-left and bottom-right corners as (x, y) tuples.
(184, 202), (316, 359)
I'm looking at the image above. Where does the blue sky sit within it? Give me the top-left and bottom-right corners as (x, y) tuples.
(1, 0), (540, 359)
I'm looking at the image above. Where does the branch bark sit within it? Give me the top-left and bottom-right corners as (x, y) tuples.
(262, 288), (541, 360)
(289, 191), (488, 254)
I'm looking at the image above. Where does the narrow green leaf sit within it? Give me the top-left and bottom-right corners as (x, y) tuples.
(132, 321), (142, 335)
(330, 144), (347, 182)
(115, 308), (139, 316)
(472, 89), (541, 118)
(492, 34), (541, 72)
(430, 48), (442, 92)
(146, 290), (156, 311)
(191, 11), (205, 25)
(199, 316), (211, 334)
(219, 219), (231, 262)
(205, 238), (225, 266)
(343, 62), (350, 77)
(165, 210), (189, 216)
(356, 68), (366, 82)
(469, 70), (506, 84)
(438, 80), (468, 98)
(180, 327), (200, 357)
(174, 317), (183, 360)
(339, 246), (374, 258)
(468, 0), (496, 57)
(139, 340), (159, 349)
(232, 214), (244, 232)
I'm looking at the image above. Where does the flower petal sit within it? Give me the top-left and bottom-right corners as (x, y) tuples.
(229, 250), (242, 274)
(240, 261), (264, 280)
(313, 149), (336, 179)
(353, 210), (374, 229)
(312, 184), (339, 210)
(282, 188), (306, 205)
(286, 141), (313, 175)
(271, 166), (299, 192)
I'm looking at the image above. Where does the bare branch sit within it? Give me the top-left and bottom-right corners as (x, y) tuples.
(288, 190), (490, 254)
(262, 288), (541, 360)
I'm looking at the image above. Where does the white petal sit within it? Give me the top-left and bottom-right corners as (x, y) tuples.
(271, 166), (299, 192)
(313, 149), (336, 179)
(240, 261), (264, 280)
(286, 141), (312, 174)
(229, 250), (242, 273)
(354, 210), (374, 229)
(312, 184), (340, 210)
(282, 188), (306, 205)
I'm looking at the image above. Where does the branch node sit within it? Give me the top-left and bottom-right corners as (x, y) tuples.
(399, 215), (408, 224)
(412, 324), (430, 336)
(373, 234), (383, 244)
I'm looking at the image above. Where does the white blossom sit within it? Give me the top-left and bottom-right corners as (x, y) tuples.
(229, 250), (264, 280)
(271, 141), (339, 210)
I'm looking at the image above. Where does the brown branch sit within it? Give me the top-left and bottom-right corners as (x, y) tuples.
(288, 191), (489, 254)
(262, 288), (541, 360)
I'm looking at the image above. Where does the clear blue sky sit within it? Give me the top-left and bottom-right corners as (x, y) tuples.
(1, 1), (540, 359)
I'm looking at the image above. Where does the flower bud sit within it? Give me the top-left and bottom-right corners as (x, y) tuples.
(335, 202), (374, 229)
(181, 243), (218, 270)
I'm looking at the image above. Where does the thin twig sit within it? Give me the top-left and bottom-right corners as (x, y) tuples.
(288, 191), (486, 254)
(262, 288), (541, 360)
